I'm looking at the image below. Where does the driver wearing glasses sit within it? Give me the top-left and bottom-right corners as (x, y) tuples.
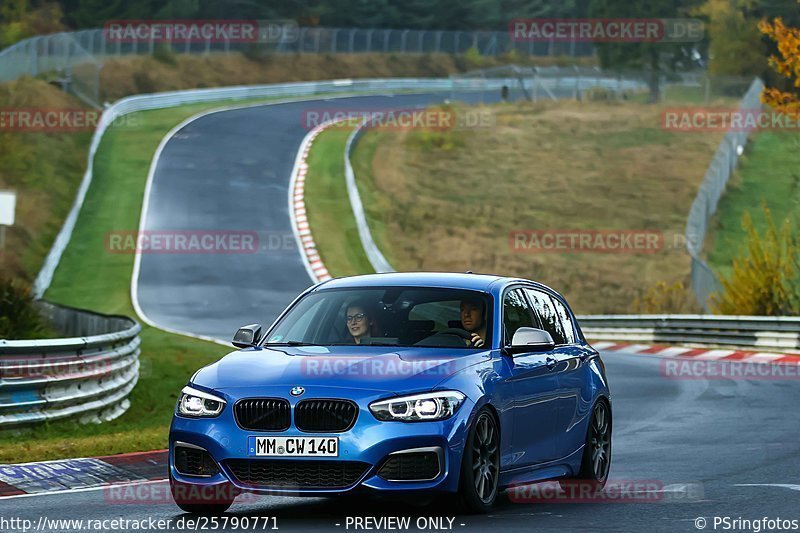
(345, 300), (375, 344)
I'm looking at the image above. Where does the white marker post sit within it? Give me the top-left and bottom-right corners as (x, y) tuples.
(0, 190), (16, 250)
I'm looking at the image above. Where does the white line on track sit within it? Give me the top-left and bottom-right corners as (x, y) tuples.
(129, 92), (408, 344)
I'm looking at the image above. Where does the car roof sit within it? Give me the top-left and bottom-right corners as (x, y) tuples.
(314, 272), (536, 293)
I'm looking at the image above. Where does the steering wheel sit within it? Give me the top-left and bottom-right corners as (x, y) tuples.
(436, 327), (474, 341)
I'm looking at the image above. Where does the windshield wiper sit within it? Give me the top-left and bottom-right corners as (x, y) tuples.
(362, 342), (400, 346)
(263, 341), (320, 346)
(265, 341), (351, 347)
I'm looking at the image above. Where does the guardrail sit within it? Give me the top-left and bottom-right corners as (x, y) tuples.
(344, 120), (395, 274)
(0, 301), (141, 427)
(579, 315), (800, 352)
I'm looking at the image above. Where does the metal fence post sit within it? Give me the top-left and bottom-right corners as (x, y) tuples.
(29, 38), (38, 76)
(349, 29), (355, 53)
(366, 29), (373, 52)
(400, 30), (409, 53)
(384, 29), (390, 52)
(418, 31), (424, 52)
(435, 31), (442, 53)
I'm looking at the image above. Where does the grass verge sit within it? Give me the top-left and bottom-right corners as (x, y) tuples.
(303, 126), (374, 277)
(706, 130), (800, 280)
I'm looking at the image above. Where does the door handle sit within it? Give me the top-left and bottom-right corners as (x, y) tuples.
(546, 356), (557, 370)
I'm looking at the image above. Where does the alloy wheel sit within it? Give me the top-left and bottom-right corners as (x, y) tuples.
(471, 412), (499, 503)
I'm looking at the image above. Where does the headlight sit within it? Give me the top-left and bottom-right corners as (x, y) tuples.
(369, 391), (465, 422)
(176, 386), (226, 417)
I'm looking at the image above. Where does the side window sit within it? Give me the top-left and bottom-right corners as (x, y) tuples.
(524, 288), (567, 345)
(503, 289), (534, 343)
(550, 296), (577, 344)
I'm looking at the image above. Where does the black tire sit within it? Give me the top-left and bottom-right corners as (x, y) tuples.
(457, 408), (500, 513)
(170, 478), (234, 515)
(561, 399), (611, 490)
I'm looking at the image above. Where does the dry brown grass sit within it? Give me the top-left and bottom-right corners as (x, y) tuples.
(353, 100), (725, 314)
(99, 52), (595, 101)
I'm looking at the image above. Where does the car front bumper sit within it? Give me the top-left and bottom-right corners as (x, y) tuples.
(168, 385), (476, 497)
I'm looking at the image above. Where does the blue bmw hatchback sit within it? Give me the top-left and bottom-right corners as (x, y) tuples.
(169, 272), (611, 513)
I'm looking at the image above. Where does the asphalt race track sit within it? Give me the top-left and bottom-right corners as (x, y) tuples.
(7, 91), (796, 532)
(134, 91), (503, 341)
(3, 350), (799, 532)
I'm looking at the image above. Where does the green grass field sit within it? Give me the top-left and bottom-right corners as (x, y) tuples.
(0, 99), (281, 463)
(707, 131), (800, 280)
(303, 126), (374, 277)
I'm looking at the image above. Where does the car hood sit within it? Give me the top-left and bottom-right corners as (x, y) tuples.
(192, 345), (488, 394)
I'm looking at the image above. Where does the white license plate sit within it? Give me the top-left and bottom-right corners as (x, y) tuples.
(248, 436), (339, 457)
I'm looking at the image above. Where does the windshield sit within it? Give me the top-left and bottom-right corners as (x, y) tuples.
(264, 287), (492, 349)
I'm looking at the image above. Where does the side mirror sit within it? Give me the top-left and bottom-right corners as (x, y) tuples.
(232, 324), (263, 349)
(505, 327), (555, 355)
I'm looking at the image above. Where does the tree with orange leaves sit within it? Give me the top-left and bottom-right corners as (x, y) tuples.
(759, 12), (800, 115)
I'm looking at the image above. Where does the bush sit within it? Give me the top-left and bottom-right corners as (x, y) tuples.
(132, 70), (160, 94)
(152, 43), (177, 66)
(242, 43), (271, 63)
(463, 46), (484, 67)
(0, 278), (48, 339)
(631, 280), (701, 313)
(710, 207), (800, 315)
(405, 106), (467, 152)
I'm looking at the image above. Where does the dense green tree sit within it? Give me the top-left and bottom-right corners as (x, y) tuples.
(695, 0), (765, 76)
(589, 0), (705, 101)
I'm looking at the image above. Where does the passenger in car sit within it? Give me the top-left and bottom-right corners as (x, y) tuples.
(345, 301), (375, 344)
(460, 298), (486, 348)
